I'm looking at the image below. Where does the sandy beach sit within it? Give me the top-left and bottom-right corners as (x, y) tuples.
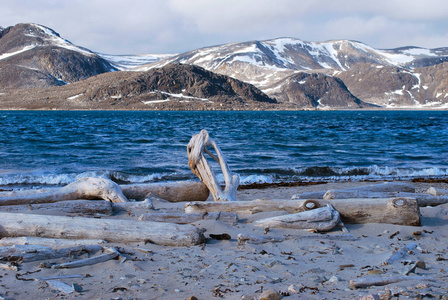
(0, 180), (447, 300)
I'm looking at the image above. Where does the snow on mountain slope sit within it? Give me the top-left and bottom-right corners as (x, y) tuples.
(99, 53), (176, 70)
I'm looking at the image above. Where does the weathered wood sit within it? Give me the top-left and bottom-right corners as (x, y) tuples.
(0, 244), (103, 262)
(112, 199), (154, 212)
(384, 243), (418, 265)
(0, 200), (112, 215)
(0, 237), (106, 248)
(254, 205), (340, 231)
(237, 233), (286, 245)
(46, 280), (76, 294)
(0, 212), (204, 246)
(292, 182), (416, 200)
(50, 247), (119, 269)
(138, 211), (239, 225)
(187, 129), (239, 202)
(350, 275), (433, 289)
(0, 177), (128, 205)
(426, 187), (448, 196)
(185, 197), (421, 226)
(120, 181), (209, 202)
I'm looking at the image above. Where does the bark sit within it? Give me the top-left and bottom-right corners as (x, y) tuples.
(292, 182), (416, 200)
(185, 197), (421, 226)
(187, 129), (239, 201)
(0, 200), (112, 215)
(120, 181), (209, 202)
(0, 177), (128, 205)
(138, 211), (239, 225)
(254, 205), (340, 231)
(0, 212), (204, 247)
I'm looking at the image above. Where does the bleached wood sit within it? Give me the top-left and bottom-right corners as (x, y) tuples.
(349, 275), (433, 289)
(237, 233), (286, 245)
(0, 244), (103, 262)
(138, 211), (239, 225)
(292, 182), (416, 200)
(0, 212), (204, 246)
(46, 280), (75, 294)
(120, 181), (209, 202)
(187, 129), (239, 202)
(50, 247), (119, 269)
(0, 177), (128, 205)
(185, 197), (421, 226)
(384, 242), (418, 265)
(426, 187), (448, 196)
(112, 199), (154, 212)
(254, 205), (340, 231)
(0, 237), (106, 248)
(0, 200), (112, 215)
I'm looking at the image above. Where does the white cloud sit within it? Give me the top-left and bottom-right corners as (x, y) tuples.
(1, 0), (447, 54)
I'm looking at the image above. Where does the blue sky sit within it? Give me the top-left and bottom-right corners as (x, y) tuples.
(1, 0), (448, 54)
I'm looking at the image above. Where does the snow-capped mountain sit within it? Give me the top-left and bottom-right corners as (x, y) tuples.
(140, 38), (448, 108)
(0, 23), (116, 89)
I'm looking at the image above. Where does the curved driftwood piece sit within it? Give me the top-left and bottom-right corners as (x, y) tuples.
(384, 242), (418, 265)
(0, 177), (128, 206)
(0, 212), (204, 247)
(0, 200), (113, 215)
(138, 211), (239, 225)
(350, 275), (434, 289)
(187, 129), (239, 202)
(254, 205), (340, 231)
(0, 244), (103, 263)
(50, 247), (119, 269)
(185, 197), (421, 226)
(120, 181), (209, 202)
(292, 182), (415, 200)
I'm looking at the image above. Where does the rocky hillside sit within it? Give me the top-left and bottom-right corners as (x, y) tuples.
(143, 38), (448, 108)
(0, 23), (115, 89)
(0, 63), (278, 110)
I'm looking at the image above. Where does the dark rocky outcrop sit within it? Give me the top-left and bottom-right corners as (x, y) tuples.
(268, 72), (374, 109)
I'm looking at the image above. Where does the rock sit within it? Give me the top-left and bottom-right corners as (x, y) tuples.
(288, 284), (300, 294)
(327, 275), (341, 284)
(258, 289), (281, 300)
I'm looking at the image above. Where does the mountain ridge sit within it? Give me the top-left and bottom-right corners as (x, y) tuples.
(1, 23), (447, 109)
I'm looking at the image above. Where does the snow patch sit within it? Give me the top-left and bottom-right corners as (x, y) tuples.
(143, 99), (171, 104)
(67, 94), (83, 100)
(0, 45), (36, 60)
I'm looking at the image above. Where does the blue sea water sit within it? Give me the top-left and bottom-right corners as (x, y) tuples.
(0, 110), (447, 189)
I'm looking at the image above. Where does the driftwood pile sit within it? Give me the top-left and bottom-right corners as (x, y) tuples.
(0, 129), (447, 294)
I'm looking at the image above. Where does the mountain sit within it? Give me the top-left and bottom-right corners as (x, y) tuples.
(0, 23), (116, 89)
(140, 38), (448, 108)
(1, 23), (448, 109)
(0, 63), (277, 110)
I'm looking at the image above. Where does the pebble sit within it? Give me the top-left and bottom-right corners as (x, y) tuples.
(327, 275), (341, 284)
(258, 289), (281, 300)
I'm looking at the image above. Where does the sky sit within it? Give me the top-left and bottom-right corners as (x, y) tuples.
(1, 0), (448, 55)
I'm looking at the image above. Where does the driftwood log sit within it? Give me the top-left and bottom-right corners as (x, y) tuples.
(50, 247), (120, 269)
(0, 237), (106, 248)
(0, 244), (103, 263)
(291, 182), (416, 200)
(138, 211), (239, 225)
(350, 275), (433, 289)
(185, 197), (421, 226)
(0, 177), (128, 205)
(120, 181), (209, 202)
(0, 212), (204, 246)
(187, 129), (239, 202)
(254, 205), (340, 231)
(0, 200), (112, 215)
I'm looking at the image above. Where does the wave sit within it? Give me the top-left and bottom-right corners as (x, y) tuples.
(1, 165), (447, 189)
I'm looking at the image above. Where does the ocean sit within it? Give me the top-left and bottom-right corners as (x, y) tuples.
(1, 110), (447, 189)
